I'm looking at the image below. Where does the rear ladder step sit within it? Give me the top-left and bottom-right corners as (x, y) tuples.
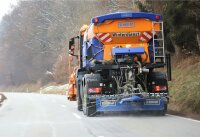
(152, 21), (165, 63)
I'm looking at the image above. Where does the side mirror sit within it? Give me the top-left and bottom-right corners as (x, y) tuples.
(69, 38), (75, 55)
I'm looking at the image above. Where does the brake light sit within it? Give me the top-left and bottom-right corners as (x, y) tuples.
(155, 15), (160, 20)
(154, 86), (167, 92)
(88, 88), (102, 94)
(94, 18), (99, 23)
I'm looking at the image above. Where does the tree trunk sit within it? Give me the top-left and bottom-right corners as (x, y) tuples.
(169, 35), (181, 57)
(196, 32), (200, 54)
(174, 44), (181, 57)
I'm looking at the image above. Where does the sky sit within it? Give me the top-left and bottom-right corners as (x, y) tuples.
(0, 0), (19, 21)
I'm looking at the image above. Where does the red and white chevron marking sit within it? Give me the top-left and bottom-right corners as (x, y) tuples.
(96, 33), (112, 43)
(140, 31), (155, 42)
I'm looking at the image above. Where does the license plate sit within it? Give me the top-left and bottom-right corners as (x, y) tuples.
(118, 22), (134, 28)
(145, 99), (160, 105)
(101, 100), (116, 106)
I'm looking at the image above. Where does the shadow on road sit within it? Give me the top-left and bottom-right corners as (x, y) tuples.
(94, 111), (169, 118)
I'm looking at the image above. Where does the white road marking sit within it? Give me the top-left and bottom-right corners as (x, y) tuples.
(73, 113), (82, 119)
(166, 114), (200, 123)
(49, 123), (57, 137)
(61, 105), (66, 108)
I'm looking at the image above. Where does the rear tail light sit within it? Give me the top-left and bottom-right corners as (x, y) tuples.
(153, 86), (167, 92)
(155, 15), (160, 20)
(94, 18), (99, 23)
(88, 88), (102, 94)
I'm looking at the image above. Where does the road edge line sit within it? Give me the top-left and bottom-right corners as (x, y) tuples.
(166, 114), (200, 123)
(73, 113), (82, 119)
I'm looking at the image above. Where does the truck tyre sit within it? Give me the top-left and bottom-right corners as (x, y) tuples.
(77, 96), (82, 111)
(155, 104), (167, 116)
(77, 84), (83, 111)
(82, 78), (97, 117)
(83, 92), (97, 117)
(86, 100), (96, 117)
(148, 72), (168, 116)
(76, 70), (85, 111)
(159, 104), (167, 116)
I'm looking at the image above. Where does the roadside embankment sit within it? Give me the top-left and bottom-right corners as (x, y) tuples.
(168, 55), (200, 119)
(0, 84), (41, 93)
(0, 83), (68, 95)
(39, 84), (68, 95)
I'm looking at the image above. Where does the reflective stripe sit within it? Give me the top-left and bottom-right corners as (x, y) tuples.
(96, 33), (102, 36)
(143, 32), (152, 39)
(98, 33), (105, 38)
(147, 31), (153, 37)
(97, 33), (112, 43)
(141, 33), (150, 41)
(106, 37), (112, 42)
(102, 35), (111, 42)
(139, 31), (154, 42)
(100, 33), (110, 40)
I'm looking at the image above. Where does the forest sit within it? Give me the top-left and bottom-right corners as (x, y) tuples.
(0, 0), (139, 86)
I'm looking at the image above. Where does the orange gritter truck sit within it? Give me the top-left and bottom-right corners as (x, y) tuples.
(68, 12), (171, 117)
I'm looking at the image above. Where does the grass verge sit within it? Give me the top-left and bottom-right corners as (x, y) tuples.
(39, 84), (68, 95)
(169, 55), (200, 115)
(0, 84), (41, 93)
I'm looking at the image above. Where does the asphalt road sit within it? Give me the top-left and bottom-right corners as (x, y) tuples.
(0, 93), (200, 137)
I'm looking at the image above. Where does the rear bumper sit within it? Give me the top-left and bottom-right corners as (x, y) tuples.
(94, 95), (167, 112)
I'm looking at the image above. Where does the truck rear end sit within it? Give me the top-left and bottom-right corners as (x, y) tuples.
(69, 12), (171, 117)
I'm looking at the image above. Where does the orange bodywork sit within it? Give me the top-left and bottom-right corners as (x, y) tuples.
(87, 18), (161, 62)
(67, 67), (77, 101)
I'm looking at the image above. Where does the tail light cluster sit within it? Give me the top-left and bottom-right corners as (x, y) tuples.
(88, 88), (102, 94)
(153, 86), (167, 92)
(155, 15), (160, 20)
(93, 18), (99, 23)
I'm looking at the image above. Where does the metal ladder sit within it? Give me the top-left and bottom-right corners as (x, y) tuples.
(152, 21), (165, 63)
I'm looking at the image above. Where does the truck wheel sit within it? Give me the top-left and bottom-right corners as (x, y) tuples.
(82, 76), (97, 117)
(83, 100), (86, 115)
(77, 84), (83, 111)
(86, 101), (96, 117)
(82, 93), (96, 117)
(158, 104), (167, 116)
(77, 96), (82, 111)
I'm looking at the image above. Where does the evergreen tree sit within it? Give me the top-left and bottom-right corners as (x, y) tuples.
(135, 0), (200, 54)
